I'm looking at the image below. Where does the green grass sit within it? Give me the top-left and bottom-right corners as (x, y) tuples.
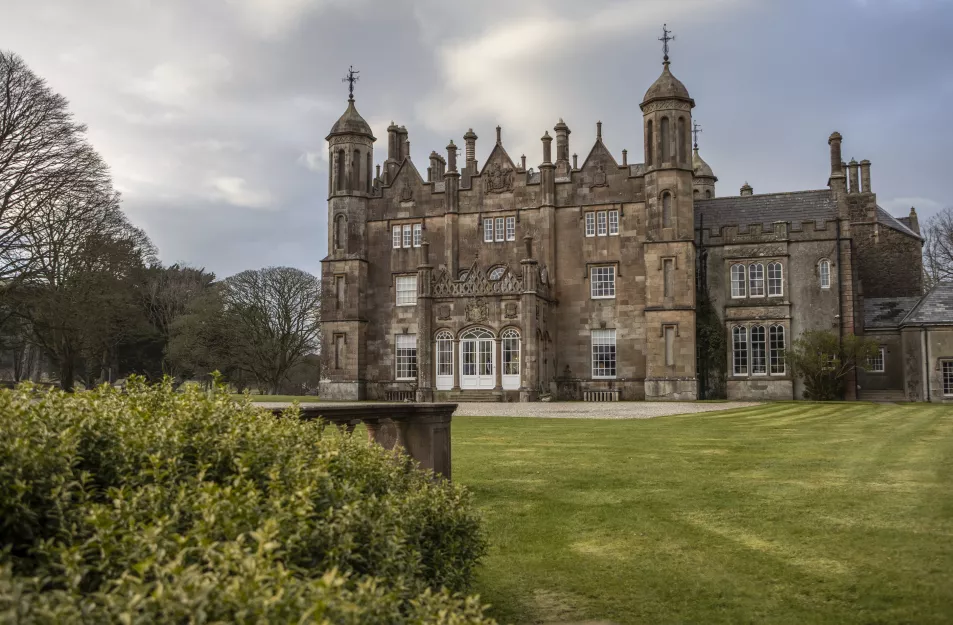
(453, 403), (953, 624)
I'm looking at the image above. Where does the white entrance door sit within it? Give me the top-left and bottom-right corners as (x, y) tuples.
(460, 329), (495, 390)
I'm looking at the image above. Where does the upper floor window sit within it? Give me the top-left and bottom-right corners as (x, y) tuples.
(488, 266), (507, 281)
(495, 217), (505, 241)
(591, 329), (617, 379)
(597, 211), (608, 236)
(413, 223), (422, 247)
(868, 347), (885, 373)
(505, 216), (516, 241)
(767, 262), (783, 297)
(402, 224), (412, 248)
(483, 216), (516, 243)
(608, 209), (619, 235)
(662, 192), (673, 228)
(585, 212), (596, 237)
(484, 219), (494, 243)
(819, 259), (831, 289)
(590, 265), (616, 299)
(585, 210), (619, 237)
(749, 263), (765, 297)
(730, 264), (746, 298)
(392, 226), (401, 249)
(395, 275), (417, 306)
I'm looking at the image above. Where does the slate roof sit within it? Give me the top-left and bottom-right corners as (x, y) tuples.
(877, 206), (921, 239)
(901, 283), (953, 326)
(694, 189), (837, 231)
(864, 297), (921, 329)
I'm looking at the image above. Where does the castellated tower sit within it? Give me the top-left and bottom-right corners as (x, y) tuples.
(639, 41), (698, 400)
(319, 82), (375, 400)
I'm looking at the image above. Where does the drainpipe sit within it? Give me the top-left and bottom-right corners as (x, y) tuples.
(924, 327), (932, 402)
(835, 220), (845, 398)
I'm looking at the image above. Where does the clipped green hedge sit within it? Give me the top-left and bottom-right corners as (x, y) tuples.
(0, 379), (493, 624)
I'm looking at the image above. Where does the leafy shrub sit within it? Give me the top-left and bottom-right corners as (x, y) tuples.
(0, 378), (493, 624)
(787, 330), (879, 400)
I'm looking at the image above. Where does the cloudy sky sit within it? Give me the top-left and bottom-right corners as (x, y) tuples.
(2, 0), (951, 278)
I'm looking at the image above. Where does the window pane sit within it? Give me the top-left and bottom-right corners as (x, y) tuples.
(495, 217), (505, 242)
(769, 325), (785, 374)
(484, 219), (493, 242)
(502, 330), (520, 375)
(393, 226), (401, 249)
(506, 216), (516, 241)
(820, 260), (831, 288)
(592, 329), (617, 378)
(751, 325), (766, 374)
(597, 211), (607, 236)
(585, 212), (595, 237)
(749, 263), (765, 297)
(395, 275), (417, 306)
(943, 361), (953, 396)
(413, 223), (422, 247)
(402, 224), (412, 247)
(731, 264), (746, 298)
(768, 262), (783, 296)
(395, 334), (417, 380)
(590, 266), (616, 299)
(608, 210), (619, 235)
(436, 334), (453, 376)
(868, 347), (885, 373)
(733, 326), (748, 375)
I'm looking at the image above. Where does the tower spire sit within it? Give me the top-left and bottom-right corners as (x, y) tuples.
(692, 121), (702, 150)
(659, 24), (675, 65)
(342, 65), (360, 102)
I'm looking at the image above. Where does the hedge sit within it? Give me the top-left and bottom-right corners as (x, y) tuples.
(0, 378), (493, 624)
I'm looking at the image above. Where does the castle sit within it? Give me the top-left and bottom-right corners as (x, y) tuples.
(319, 34), (933, 403)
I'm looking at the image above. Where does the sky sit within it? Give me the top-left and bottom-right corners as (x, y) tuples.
(2, 0), (951, 279)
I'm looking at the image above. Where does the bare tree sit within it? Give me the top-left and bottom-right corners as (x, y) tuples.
(223, 267), (321, 394)
(922, 206), (953, 289)
(0, 51), (110, 283)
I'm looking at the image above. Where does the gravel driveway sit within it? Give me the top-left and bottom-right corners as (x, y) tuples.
(256, 401), (760, 420)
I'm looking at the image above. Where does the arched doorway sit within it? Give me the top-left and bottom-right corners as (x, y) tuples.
(501, 328), (521, 390)
(435, 330), (454, 391)
(460, 328), (495, 390)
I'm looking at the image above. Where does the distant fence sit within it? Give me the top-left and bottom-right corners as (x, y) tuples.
(270, 403), (456, 479)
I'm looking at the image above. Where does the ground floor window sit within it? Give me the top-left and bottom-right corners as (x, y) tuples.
(395, 334), (417, 380)
(751, 325), (767, 375)
(868, 347), (885, 373)
(502, 329), (520, 376)
(436, 331), (453, 377)
(592, 329), (617, 378)
(732, 326), (748, 375)
(769, 325), (786, 374)
(943, 360), (953, 396)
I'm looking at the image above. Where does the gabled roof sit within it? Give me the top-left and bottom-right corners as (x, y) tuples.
(694, 189), (836, 231)
(390, 156), (424, 185)
(580, 139), (619, 170)
(864, 297), (922, 329)
(479, 142), (518, 175)
(901, 283), (953, 326)
(877, 206), (921, 240)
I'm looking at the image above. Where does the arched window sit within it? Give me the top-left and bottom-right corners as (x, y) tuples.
(819, 259), (831, 289)
(351, 149), (360, 191)
(366, 152), (373, 192)
(732, 326), (748, 375)
(769, 325), (786, 374)
(730, 264), (746, 298)
(435, 330), (453, 388)
(705, 189), (712, 199)
(767, 262), (783, 296)
(458, 270), (470, 281)
(660, 116), (671, 163)
(502, 329), (520, 377)
(751, 325), (767, 375)
(646, 120), (654, 167)
(749, 263), (765, 297)
(334, 214), (346, 250)
(677, 117), (687, 165)
(662, 192), (673, 228)
(488, 266), (507, 281)
(335, 149), (345, 191)
(693, 189), (700, 199)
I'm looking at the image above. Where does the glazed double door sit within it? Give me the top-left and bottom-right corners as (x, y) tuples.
(460, 337), (495, 389)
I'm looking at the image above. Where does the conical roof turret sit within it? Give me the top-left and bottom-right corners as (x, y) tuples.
(327, 97), (375, 141)
(692, 147), (716, 180)
(641, 61), (693, 109)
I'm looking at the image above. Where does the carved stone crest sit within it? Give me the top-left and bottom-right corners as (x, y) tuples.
(399, 181), (414, 202)
(589, 162), (607, 188)
(504, 302), (518, 319)
(437, 305), (451, 320)
(483, 163), (513, 193)
(465, 297), (489, 323)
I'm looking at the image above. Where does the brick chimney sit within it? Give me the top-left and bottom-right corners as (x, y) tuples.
(740, 182), (753, 196)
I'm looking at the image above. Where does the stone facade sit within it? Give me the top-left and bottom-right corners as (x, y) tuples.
(319, 55), (926, 402)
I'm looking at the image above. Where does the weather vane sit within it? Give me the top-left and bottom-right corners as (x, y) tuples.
(692, 121), (702, 149)
(343, 66), (359, 101)
(659, 24), (674, 63)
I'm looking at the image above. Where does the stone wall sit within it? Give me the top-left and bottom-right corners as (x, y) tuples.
(852, 222), (922, 298)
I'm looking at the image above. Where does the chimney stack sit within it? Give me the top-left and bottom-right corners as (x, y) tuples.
(429, 151), (446, 183)
(908, 207), (919, 234)
(464, 128), (478, 172)
(848, 159), (860, 194)
(622, 149), (628, 167)
(860, 159), (871, 193)
(740, 182), (753, 196)
(387, 121), (399, 161)
(541, 131), (552, 164)
(446, 140), (458, 172)
(397, 126), (409, 161)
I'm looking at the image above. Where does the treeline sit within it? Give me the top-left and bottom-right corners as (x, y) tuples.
(0, 52), (321, 393)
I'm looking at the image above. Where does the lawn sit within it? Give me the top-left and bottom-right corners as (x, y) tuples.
(452, 403), (953, 624)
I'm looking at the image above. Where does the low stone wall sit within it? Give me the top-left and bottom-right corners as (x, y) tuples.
(271, 403), (455, 479)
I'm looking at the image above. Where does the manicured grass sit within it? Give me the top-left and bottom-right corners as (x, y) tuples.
(453, 403), (953, 624)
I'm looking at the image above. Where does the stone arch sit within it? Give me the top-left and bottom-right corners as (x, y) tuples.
(645, 119), (654, 167)
(335, 148), (345, 192)
(660, 116), (671, 163)
(351, 148), (361, 191)
(334, 213), (346, 250)
(677, 116), (687, 165)
(661, 190), (674, 228)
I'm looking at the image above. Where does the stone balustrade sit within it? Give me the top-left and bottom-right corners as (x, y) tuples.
(270, 403), (456, 479)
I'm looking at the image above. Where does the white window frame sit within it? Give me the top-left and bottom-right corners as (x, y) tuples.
(585, 212), (596, 237)
(597, 211), (608, 236)
(395, 275), (417, 306)
(392, 225), (401, 249)
(608, 209), (619, 235)
(732, 326), (748, 376)
(751, 325), (767, 375)
(435, 330), (454, 390)
(495, 217), (505, 242)
(412, 223), (422, 247)
(749, 263), (765, 298)
(484, 219), (494, 243)
(730, 264), (746, 298)
(767, 262), (783, 297)
(769, 325), (786, 375)
(402, 224), (412, 248)
(591, 329), (617, 379)
(395, 334), (417, 381)
(505, 216), (516, 241)
(819, 259), (831, 289)
(868, 347), (886, 373)
(590, 265), (616, 299)
(943, 360), (953, 396)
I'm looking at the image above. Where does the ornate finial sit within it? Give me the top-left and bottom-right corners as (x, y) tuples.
(692, 121), (703, 149)
(342, 65), (359, 101)
(596, 121), (602, 140)
(659, 24), (675, 64)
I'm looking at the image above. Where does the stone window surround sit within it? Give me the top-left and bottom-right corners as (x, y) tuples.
(818, 258), (832, 289)
(583, 208), (620, 237)
(942, 360), (953, 396)
(395, 333), (417, 381)
(430, 326), (523, 390)
(591, 328), (617, 379)
(482, 213), (518, 243)
(727, 258), (786, 301)
(868, 346), (886, 373)
(729, 321), (789, 379)
(395, 274), (417, 306)
(391, 220), (423, 249)
(589, 264), (617, 299)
